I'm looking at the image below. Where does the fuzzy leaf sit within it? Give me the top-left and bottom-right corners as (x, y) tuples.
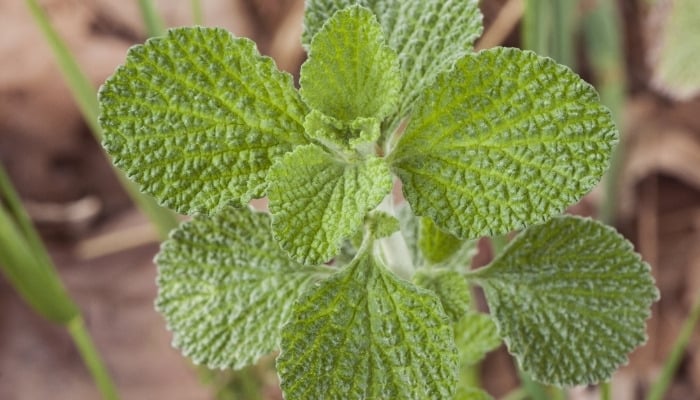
(301, 6), (400, 126)
(303, 0), (483, 120)
(414, 269), (472, 322)
(454, 312), (501, 367)
(268, 144), (392, 264)
(155, 208), (329, 369)
(99, 27), (308, 214)
(278, 250), (458, 399)
(391, 48), (617, 240)
(473, 216), (659, 386)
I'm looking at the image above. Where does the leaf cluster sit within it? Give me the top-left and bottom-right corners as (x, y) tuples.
(98, 1), (659, 398)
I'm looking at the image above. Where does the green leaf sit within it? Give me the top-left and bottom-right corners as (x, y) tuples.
(155, 207), (330, 369)
(365, 211), (400, 239)
(414, 268), (472, 322)
(277, 249), (458, 399)
(391, 48), (618, 239)
(99, 27), (308, 215)
(420, 217), (477, 268)
(300, 5), (401, 125)
(455, 386), (494, 400)
(303, 0), (483, 120)
(454, 312), (501, 367)
(268, 144), (392, 264)
(472, 216), (659, 386)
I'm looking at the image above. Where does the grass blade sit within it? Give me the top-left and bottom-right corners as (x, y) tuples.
(24, 0), (179, 239)
(137, 0), (166, 37)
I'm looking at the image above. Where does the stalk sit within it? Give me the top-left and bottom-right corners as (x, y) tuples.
(67, 316), (120, 400)
(24, 0), (179, 239)
(0, 164), (119, 399)
(646, 292), (700, 400)
(137, 0), (166, 37)
(191, 0), (204, 25)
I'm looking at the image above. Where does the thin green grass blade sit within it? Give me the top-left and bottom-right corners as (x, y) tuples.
(0, 204), (78, 323)
(647, 292), (700, 400)
(191, 0), (203, 25)
(523, 0), (578, 67)
(25, 0), (179, 239)
(67, 316), (120, 400)
(138, 0), (166, 37)
(583, 1), (626, 226)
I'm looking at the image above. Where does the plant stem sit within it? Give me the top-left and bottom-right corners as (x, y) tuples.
(518, 369), (550, 400)
(67, 316), (120, 400)
(191, 0), (204, 25)
(647, 291), (700, 400)
(501, 387), (529, 400)
(600, 381), (612, 400)
(137, 0), (166, 37)
(375, 195), (414, 279)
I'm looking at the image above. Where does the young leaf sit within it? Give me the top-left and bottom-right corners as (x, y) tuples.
(155, 207), (330, 369)
(472, 216), (659, 386)
(414, 268), (472, 322)
(454, 312), (501, 368)
(99, 27), (308, 215)
(420, 217), (477, 268)
(300, 5), (400, 132)
(277, 249), (458, 399)
(391, 48), (617, 240)
(268, 144), (392, 264)
(303, 0), (483, 120)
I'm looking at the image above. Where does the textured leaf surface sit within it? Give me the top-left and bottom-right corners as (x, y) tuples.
(454, 312), (501, 367)
(414, 269), (471, 322)
(99, 27), (308, 214)
(268, 144), (392, 264)
(303, 0), (482, 120)
(300, 6), (400, 125)
(155, 208), (329, 369)
(473, 216), (659, 386)
(278, 250), (457, 399)
(391, 48), (617, 239)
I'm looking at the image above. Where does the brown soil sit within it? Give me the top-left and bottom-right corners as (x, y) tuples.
(1, 1), (698, 399)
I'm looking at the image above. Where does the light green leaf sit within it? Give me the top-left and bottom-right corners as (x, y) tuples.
(366, 211), (400, 239)
(303, 0), (483, 120)
(420, 217), (477, 268)
(391, 48), (618, 240)
(414, 268), (471, 322)
(99, 27), (308, 215)
(155, 207), (330, 369)
(454, 312), (501, 368)
(455, 386), (494, 400)
(278, 249), (458, 399)
(472, 216), (659, 386)
(268, 144), (392, 264)
(300, 6), (400, 126)
(303, 110), (381, 150)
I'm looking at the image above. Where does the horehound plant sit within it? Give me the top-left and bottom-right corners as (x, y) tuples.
(98, 1), (658, 398)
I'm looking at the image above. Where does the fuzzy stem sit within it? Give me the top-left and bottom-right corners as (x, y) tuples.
(375, 195), (414, 279)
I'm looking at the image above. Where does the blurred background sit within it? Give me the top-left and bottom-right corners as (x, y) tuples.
(0, 0), (699, 399)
